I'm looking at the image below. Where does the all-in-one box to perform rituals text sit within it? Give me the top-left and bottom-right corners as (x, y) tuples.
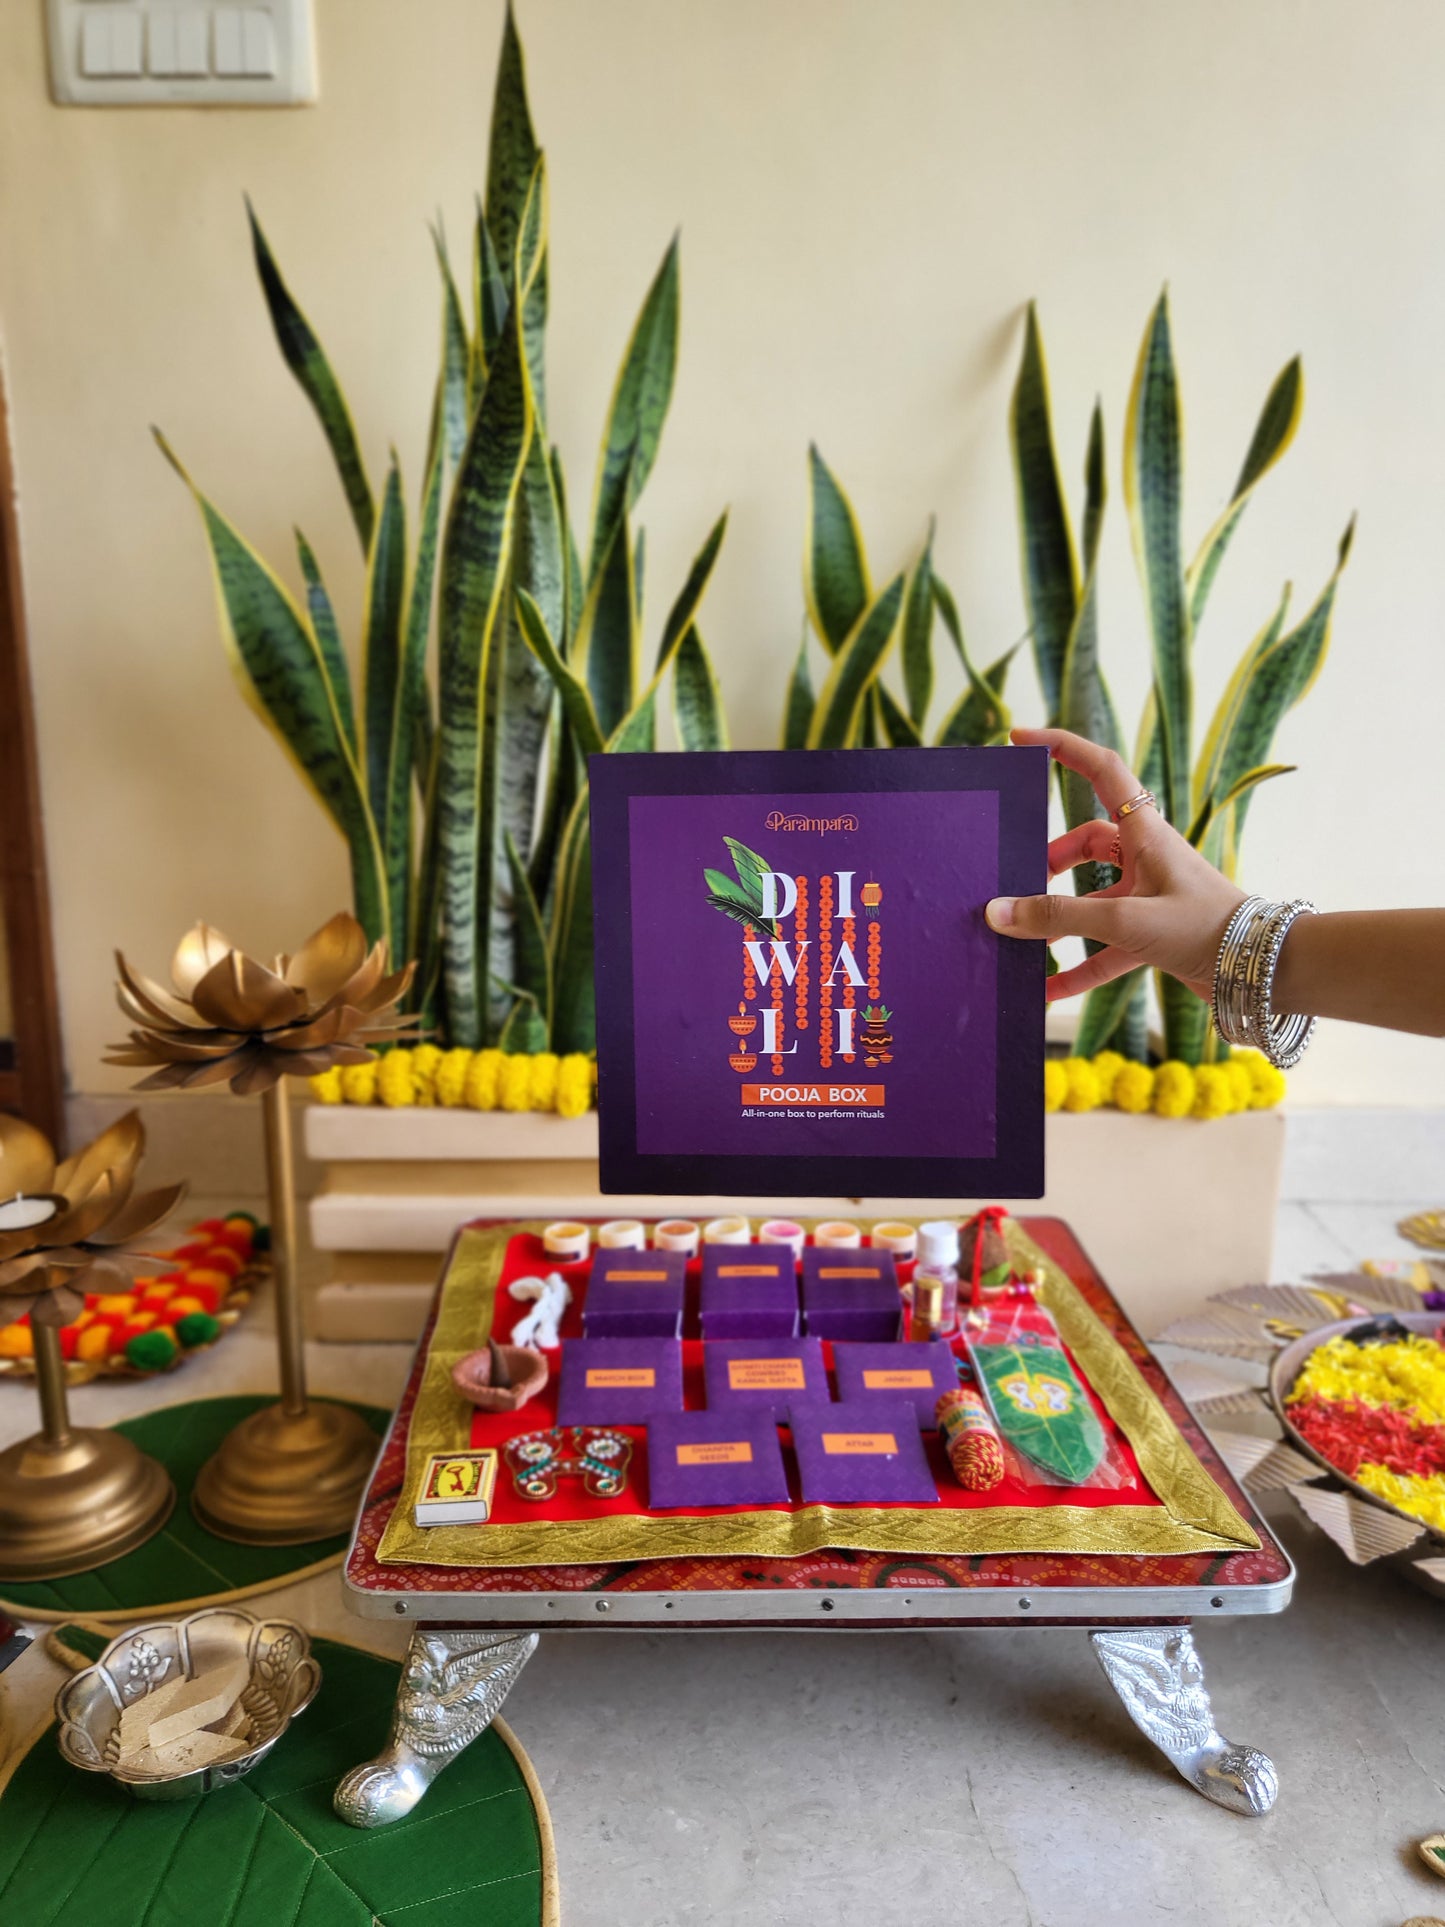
(590, 746), (1048, 1199)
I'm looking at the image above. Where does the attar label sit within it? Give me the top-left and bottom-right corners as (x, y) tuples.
(590, 746), (1046, 1198)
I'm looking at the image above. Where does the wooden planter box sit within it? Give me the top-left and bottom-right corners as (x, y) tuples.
(304, 1105), (1286, 1343)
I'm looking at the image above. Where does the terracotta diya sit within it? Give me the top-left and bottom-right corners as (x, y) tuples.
(451, 1338), (549, 1413)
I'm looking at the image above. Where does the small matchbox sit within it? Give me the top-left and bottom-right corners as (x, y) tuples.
(414, 1449), (499, 1527)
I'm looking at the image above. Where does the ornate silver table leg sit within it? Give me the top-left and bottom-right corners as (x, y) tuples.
(334, 1628), (539, 1827)
(1090, 1627), (1278, 1816)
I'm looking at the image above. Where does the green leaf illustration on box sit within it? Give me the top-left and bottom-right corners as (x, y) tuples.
(973, 1341), (1107, 1485)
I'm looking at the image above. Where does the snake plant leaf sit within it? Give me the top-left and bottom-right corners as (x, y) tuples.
(878, 682), (923, 747)
(1124, 290), (1190, 828)
(973, 1339), (1108, 1484)
(154, 431), (388, 944)
(431, 224), (472, 471)
(436, 279), (535, 1046)
(405, 441), (444, 818)
(1187, 762), (1295, 849)
(655, 512), (729, 670)
(499, 440), (569, 872)
(550, 445), (584, 650)
(1193, 583), (1291, 818)
(857, 687), (881, 747)
(589, 237), (681, 582)
(672, 627), (730, 750)
(1208, 518), (1354, 840)
(1076, 967), (1147, 1059)
(549, 785), (594, 1053)
(932, 582), (1018, 748)
(1010, 302), (1079, 721)
(781, 626), (815, 749)
(1060, 402), (1123, 844)
(504, 827), (552, 1032)
(294, 531), (356, 752)
(245, 198), (374, 555)
(574, 504), (637, 738)
(498, 983), (550, 1053)
(410, 749), (444, 1024)
(515, 588), (604, 758)
(900, 523), (936, 727)
(361, 457), (415, 964)
(807, 573), (906, 749)
(1157, 969), (1211, 1067)
(485, 10), (547, 428)
(805, 444), (871, 654)
(1186, 357), (1303, 632)
(471, 197), (509, 391)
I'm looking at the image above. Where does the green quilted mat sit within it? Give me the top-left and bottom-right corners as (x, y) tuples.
(0, 1631), (554, 1927)
(0, 1396), (389, 1623)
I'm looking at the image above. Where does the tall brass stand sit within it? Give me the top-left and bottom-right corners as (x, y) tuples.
(0, 1324), (175, 1581)
(191, 1085), (377, 1545)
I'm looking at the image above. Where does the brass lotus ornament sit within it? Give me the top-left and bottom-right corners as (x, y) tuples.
(0, 1112), (185, 1330)
(107, 912), (417, 1096)
(0, 1110), (183, 1580)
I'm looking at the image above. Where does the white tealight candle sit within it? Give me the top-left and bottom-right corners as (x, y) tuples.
(654, 1219), (701, 1256)
(703, 1215), (751, 1245)
(870, 1221), (917, 1259)
(543, 1220), (591, 1263)
(0, 1193), (60, 1232)
(760, 1219), (806, 1262)
(597, 1219), (647, 1250)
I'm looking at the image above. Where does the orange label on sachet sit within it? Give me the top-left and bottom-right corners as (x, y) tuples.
(717, 1265), (779, 1277)
(822, 1431), (898, 1456)
(818, 1267), (882, 1279)
(607, 1270), (670, 1282)
(585, 1368), (656, 1389)
(728, 1358), (807, 1391)
(676, 1441), (754, 1466)
(861, 1369), (932, 1390)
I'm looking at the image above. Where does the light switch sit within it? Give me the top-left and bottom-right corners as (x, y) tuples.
(212, 8), (242, 76)
(79, 11), (111, 76)
(110, 9), (143, 75)
(49, 0), (317, 104)
(241, 9), (276, 77)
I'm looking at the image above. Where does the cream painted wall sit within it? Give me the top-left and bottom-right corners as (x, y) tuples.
(2, 0), (1442, 1104)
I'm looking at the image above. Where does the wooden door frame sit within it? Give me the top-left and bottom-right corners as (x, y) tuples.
(0, 346), (66, 1149)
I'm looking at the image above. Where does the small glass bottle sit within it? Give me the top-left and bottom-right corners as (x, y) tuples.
(916, 1220), (962, 1334)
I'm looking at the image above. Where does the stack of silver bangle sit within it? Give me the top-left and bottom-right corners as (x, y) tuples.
(1210, 895), (1318, 1070)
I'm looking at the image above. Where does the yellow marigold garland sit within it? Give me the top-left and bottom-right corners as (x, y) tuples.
(1113, 1061), (1155, 1113)
(1039, 1045), (1283, 1120)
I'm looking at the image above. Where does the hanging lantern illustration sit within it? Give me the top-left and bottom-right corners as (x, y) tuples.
(861, 880), (883, 918)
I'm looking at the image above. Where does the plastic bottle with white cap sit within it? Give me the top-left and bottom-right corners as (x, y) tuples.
(915, 1220), (961, 1334)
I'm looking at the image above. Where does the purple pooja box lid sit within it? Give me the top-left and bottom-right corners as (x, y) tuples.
(556, 1338), (684, 1426)
(702, 1338), (830, 1424)
(790, 1399), (941, 1506)
(583, 1248), (686, 1339)
(801, 1248), (901, 1342)
(699, 1244), (800, 1339)
(831, 1340), (958, 1429)
(646, 1408), (791, 1510)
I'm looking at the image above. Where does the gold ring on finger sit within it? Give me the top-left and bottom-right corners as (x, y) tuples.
(1112, 789), (1155, 822)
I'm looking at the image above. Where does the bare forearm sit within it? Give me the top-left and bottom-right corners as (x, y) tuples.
(1273, 910), (1445, 1037)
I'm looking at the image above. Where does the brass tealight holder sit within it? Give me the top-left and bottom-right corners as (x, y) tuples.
(0, 1113), (181, 1580)
(108, 913), (417, 1546)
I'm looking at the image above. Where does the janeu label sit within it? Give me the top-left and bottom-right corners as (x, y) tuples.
(607, 1270), (671, 1282)
(822, 1431), (898, 1456)
(861, 1369), (933, 1390)
(676, 1441), (754, 1466)
(728, 1358), (807, 1390)
(818, 1266), (882, 1279)
(585, 1368), (656, 1389)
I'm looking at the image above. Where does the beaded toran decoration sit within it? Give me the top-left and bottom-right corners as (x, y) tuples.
(503, 1428), (634, 1502)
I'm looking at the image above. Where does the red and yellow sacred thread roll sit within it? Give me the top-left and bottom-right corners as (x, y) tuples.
(936, 1387), (1005, 1492)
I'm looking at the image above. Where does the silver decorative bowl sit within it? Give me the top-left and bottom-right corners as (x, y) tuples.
(54, 1607), (321, 1800)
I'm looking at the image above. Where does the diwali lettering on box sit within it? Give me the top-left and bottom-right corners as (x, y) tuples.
(706, 839), (895, 1089)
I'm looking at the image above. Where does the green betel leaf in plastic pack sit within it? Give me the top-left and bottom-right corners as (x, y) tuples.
(972, 1339), (1108, 1486)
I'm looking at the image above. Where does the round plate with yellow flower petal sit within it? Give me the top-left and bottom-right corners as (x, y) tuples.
(1270, 1311), (1445, 1582)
